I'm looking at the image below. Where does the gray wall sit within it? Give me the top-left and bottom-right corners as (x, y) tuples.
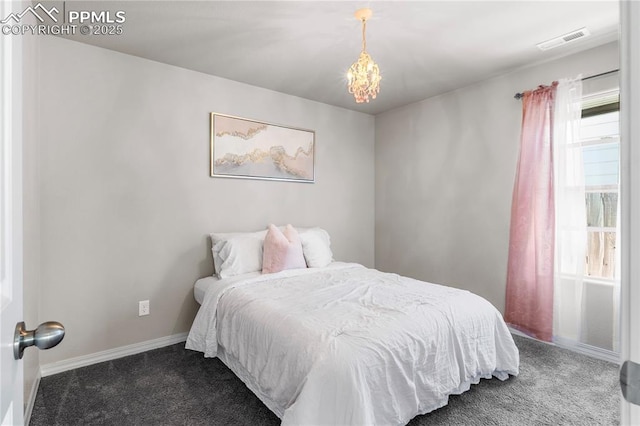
(37, 36), (375, 364)
(34, 36), (619, 366)
(375, 42), (619, 313)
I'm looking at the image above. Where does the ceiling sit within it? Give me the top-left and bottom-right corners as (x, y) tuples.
(56, 1), (619, 115)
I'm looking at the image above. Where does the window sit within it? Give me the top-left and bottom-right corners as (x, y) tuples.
(580, 93), (619, 281)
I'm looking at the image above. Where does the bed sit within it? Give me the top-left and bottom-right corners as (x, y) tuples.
(186, 249), (519, 425)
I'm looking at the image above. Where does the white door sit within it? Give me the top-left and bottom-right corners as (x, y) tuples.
(620, 1), (640, 424)
(0, 0), (24, 424)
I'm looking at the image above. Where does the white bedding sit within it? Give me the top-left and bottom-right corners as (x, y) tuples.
(186, 263), (519, 425)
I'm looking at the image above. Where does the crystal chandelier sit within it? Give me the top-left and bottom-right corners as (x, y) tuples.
(347, 8), (381, 103)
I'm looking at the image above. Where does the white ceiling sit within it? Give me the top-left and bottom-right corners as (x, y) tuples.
(57, 1), (619, 115)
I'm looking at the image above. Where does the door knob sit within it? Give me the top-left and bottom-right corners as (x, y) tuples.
(14, 321), (65, 360)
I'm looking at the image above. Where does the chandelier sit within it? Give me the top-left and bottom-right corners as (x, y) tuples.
(347, 8), (381, 103)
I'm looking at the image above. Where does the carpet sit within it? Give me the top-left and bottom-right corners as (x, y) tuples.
(30, 335), (620, 425)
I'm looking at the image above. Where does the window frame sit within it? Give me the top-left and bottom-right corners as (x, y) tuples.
(580, 93), (620, 285)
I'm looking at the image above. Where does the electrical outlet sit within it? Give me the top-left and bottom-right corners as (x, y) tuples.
(139, 300), (150, 316)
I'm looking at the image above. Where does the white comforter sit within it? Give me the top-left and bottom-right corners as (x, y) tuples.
(186, 263), (519, 425)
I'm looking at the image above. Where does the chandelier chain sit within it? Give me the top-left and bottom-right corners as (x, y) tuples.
(362, 19), (367, 52)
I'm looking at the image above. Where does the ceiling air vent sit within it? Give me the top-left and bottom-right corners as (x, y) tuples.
(536, 27), (590, 51)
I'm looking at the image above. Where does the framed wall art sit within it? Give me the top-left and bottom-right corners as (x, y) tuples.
(210, 113), (315, 183)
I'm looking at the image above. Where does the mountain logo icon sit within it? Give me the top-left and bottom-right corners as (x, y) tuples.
(1, 3), (59, 24)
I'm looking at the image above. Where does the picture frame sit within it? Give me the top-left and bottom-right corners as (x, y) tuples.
(210, 113), (315, 183)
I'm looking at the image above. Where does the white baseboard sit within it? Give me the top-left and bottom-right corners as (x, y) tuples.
(24, 372), (41, 426)
(553, 336), (621, 364)
(509, 327), (621, 364)
(40, 332), (188, 377)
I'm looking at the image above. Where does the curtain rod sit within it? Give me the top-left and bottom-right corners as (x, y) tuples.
(513, 69), (619, 100)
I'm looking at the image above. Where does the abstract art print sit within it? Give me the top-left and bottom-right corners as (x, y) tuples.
(210, 113), (315, 182)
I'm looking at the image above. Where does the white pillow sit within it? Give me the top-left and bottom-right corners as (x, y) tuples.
(211, 230), (267, 278)
(298, 227), (333, 268)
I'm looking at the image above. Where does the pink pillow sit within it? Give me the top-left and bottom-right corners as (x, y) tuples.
(262, 224), (307, 274)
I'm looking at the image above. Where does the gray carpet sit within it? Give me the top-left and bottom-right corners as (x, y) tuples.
(30, 335), (619, 425)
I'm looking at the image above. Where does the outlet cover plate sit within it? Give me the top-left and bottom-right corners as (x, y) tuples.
(139, 300), (150, 316)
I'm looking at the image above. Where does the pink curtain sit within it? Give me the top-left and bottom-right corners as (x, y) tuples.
(505, 83), (558, 342)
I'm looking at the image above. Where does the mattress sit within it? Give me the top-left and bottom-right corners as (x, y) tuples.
(186, 263), (519, 425)
(192, 263), (346, 305)
(193, 276), (217, 305)
(193, 272), (262, 304)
